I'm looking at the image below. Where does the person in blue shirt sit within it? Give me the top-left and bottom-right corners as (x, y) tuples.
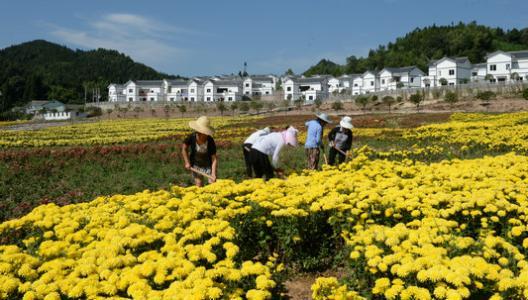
(304, 112), (332, 170)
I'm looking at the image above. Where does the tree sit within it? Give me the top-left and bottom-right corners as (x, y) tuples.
(275, 79), (282, 91)
(382, 96), (396, 113)
(266, 102), (276, 114)
(285, 68), (295, 76)
(484, 74), (494, 82)
(444, 91), (458, 108)
(133, 106), (143, 118)
(216, 102), (227, 116)
(105, 108), (113, 118)
(294, 99), (303, 111)
(164, 105), (171, 119)
(396, 82), (404, 89)
(178, 104), (187, 117)
(438, 78), (448, 86)
(314, 98), (323, 110)
(281, 100), (290, 115)
(230, 102), (238, 116)
(250, 101), (263, 114)
(409, 92), (424, 112)
(523, 88), (528, 100)
(356, 96), (370, 111)
(239, 102), (250, 114)
(331, 100), (344, 113)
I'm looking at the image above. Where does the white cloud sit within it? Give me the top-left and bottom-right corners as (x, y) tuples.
(48, 13), (195, 73)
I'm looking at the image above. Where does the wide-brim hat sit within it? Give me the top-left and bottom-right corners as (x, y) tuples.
(340, 116), (354, 129)
(189, 116), (215, 136)
(315, 112), (332, 124)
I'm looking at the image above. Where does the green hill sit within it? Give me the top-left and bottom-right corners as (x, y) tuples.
(304, 22), (528, 77)
(0, 40), (181, 112)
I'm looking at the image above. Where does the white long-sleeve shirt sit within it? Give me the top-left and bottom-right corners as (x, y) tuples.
(251, 132), (285, 167)
(244, 129), (269, 145)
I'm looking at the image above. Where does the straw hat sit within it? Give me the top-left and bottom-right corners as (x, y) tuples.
(189, 116), (215, 136)
(315, 112), (332, 124)
(340, 116), (354, 129)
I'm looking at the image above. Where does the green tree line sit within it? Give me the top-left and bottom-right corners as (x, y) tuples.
(0, 40), (182, 112)
(304, 22), (528, 77)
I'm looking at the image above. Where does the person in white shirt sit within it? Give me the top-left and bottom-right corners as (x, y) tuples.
(250, 126), (298, 180)
(243, 127), (271, 177)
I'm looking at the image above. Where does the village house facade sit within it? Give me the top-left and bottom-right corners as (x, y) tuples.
(108, 49), (528, 102)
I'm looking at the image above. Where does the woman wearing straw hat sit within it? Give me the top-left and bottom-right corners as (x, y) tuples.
(328, 116), (353, 166)
(250, 126), (299, 180)
(182, 116), (217, 187)
(304, 112), (332, 170)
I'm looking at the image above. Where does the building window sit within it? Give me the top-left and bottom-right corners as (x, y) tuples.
(410, 77), (414, 83)
(449, 83), (455, 86)
(506, 64), (510, 70)
(207, 89), (211, 93)
(207, 97), (211, 101)
(490, 64), (497, 71)
(190, 97), (195, 101)
(245, 83), (249, 87)
(354, 83), (358, 87)
(449, 70), (455, 75)
(265, 91), (269, 95)
(170, 97), (175, 101)
(472, 72), (477, 76)
(381, 79), (385, 84)
(128, 89), (133, 93)
(190, 89), (195, 93)
(309, 96), (313, 100)
(150, 97), (154, 101)
(287, 87), (292, 91)
(370, 81), (374, 86)
(228, 97), (233, 101)
(128, 97), (133, 101)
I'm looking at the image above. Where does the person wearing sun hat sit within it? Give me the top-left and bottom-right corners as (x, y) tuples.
(242, 127), (272, 177)
(182, 116), (217, 187)
(304, 112), (332, 170)
(250, 126), (298, 180)
(328, 116), (353, 166)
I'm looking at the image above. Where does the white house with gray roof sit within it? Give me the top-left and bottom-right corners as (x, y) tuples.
(283, 77), (329, 101)
(423, 57), (472, 87)
(108, 84), (126, 102)
(379, 66), (424, 91)
(204, 79), (243, 102)
(471, 63), (487, 82)
(485, 50), (528, 83)
(361, 71), (378, 94)
(243, 75), (275, 97)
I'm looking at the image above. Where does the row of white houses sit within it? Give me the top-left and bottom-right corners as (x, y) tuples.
(109, 49), (528, 102)
(108, 75), (277, 102)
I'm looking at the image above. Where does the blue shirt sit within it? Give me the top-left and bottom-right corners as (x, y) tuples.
(305, 119), (323, 148)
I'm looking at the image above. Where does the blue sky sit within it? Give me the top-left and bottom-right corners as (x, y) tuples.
(0, 0), (526, 76)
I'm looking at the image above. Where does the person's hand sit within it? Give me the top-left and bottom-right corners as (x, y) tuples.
(329, 141), (334, 148)
(184, 162), (191, 170)
(210, 174), (217, 183)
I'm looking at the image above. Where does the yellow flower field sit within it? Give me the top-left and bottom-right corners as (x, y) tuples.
(3, 112), (528, 299)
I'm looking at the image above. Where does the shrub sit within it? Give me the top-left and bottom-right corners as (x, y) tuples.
(439, 78), (448, 86)
(523, 88), (528, 100)
(382, 96), (396, 113)
(396, 96), (403, 102)
(331, 101), (343, 112)
(409, 92), (424, 112)
(370, 95), (378, 102)
(355, 96), (369, 111)
(476, 91), (496, 101)
(444, 91), (458, 106)
(86, 106), (102, 117)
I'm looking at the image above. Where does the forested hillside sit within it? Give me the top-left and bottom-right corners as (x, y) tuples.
(304, 22), (528, 77)
(0, 40), (180, 112)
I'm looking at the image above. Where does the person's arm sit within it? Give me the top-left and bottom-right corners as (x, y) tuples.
(210, 137), (217, 181)
(316, 125), (323, 148)
(210, 154), (218, 182)
(344, 130), (353, 151)
(271, 139), (284, 168)
(182, 143), (191, 170)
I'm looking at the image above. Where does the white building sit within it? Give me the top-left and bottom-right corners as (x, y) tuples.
(108, 84), (126, 102)
(188, 78), (205, 102)
(485, 50), (528, 83)
(163, 79), (189, 102)
(361, 71), (378, 94)
(283, 77), (329, 101)
(204, 79), (242, 102)
(423, 57), (472, 87)
(378, 66), (424, 91)
(471, 63), (487, 82)
(243, 76), (275, 97)
(123, 80), (164, 102)
(351, 76), (364, 95)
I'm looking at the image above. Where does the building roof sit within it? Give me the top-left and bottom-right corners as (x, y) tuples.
(510, 50), (528, 59)
(166, 79), (188, 86)
(381, 66), (424, 76)
(249, 75), (274, 83)
(208, 79), (242, 86)
(428, 56), (470, 67)
(472, 63), (486, 69)
(296, 77), (327, 84)
(28, 100), (49, 106)
(134, 80), (163, 86)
